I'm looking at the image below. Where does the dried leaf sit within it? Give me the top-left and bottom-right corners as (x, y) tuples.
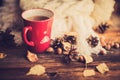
(83, 69), (95, 77)
(27, 50), (38, 62)
(26, 64), (45, 76)
(82, 54), (93, 63)
(96, 63), (109, 74)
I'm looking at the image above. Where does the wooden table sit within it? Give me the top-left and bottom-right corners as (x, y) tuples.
(0, 46), (120, 80)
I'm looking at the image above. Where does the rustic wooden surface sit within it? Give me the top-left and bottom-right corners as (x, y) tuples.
(0, 0), (120, 80)
(0, 46), (120, 80)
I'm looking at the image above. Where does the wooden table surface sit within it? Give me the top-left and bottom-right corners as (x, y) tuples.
(0, 46), (120, 80)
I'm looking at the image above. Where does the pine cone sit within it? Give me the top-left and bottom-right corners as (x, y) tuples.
(87, 35), (99, 47)
(52, 38), (63, 49)
(96, 23), (110, 33)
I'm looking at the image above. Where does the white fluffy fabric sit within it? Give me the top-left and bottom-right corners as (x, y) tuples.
(20, 0), (115, 55)
(91, 0), (115, 26)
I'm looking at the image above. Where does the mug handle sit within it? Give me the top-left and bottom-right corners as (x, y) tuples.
(23, 26), (34, 46)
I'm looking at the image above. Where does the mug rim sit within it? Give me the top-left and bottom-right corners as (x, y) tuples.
(21, 8), (54, 22)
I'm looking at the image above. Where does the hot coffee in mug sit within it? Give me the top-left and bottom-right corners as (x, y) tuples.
(22, 9), (54, 53)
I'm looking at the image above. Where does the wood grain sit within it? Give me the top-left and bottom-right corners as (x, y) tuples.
(97, 28), (120, 43)
(0, 46), (120, 80)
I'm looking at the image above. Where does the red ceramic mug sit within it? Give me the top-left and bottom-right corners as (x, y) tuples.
(22, 9), (54, 53)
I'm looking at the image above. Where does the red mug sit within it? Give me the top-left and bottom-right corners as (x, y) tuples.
(22, 9), (54, 53)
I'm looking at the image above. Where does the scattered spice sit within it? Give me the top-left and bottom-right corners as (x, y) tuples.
(100, 36), (120, 50)
(46, 32), (80, 64)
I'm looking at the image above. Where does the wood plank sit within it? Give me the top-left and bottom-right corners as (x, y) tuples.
(97, 29), (120, 42)
(0, 47), (120, 80)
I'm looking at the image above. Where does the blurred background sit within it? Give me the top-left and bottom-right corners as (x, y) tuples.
(0, 0), (119, 48)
